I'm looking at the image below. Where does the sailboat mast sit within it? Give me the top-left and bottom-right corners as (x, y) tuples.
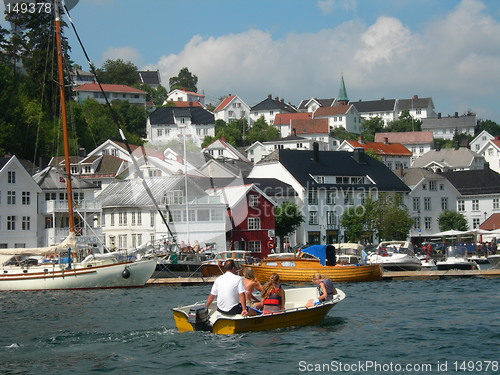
(54, 0), (75, 233)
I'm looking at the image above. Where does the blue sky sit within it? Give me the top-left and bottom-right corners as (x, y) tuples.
(3, 0), (500, 122)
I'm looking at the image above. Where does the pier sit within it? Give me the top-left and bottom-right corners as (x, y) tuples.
(146, 268), (500, 285)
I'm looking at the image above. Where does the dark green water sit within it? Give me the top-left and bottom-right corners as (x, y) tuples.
(1, 278), (499, 374)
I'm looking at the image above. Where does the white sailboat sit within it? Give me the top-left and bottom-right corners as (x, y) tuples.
(0, 1), (156, 291)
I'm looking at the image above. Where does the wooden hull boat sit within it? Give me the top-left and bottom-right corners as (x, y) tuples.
(245, 257), (382, 283)
(200, 250), (255, 277)
(172, 287), (345, 335)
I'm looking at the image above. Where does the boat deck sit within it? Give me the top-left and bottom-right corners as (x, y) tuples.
(146, 268), (500, 285)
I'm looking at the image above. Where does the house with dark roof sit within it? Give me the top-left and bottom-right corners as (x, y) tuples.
(374, 131), (434, 165)
(0, 156), (42, 249)
(400, 168), (460, 243)
(470, 132), (500, 174)
(146, 106), (215, 147)
(214, 94), (251, 123)
(396, 95), (436, 120)
(249, 145), (410, 245)
(250, 94), (296, 126)
(74, 83), (147, 107)
(338, 138), (412, 171)
(351, 99), (397, 126)
(421, 113), (476, 140)
(297, 98), (335, 113)
(202, 137), (250, 162)
(137, 70), (161, 88)
(440, 166), (500, 230)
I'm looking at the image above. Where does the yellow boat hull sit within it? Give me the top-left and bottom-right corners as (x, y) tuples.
(173, 287), (346, 335)
(246, 259), (382, 283)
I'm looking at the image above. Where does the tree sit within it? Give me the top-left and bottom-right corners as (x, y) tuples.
(96, 59), (139, 86)
(330, 126), (358, 141)
(274, 202), (304, 251)
(386, 110), (422, 132)
(361, 116), (385, 137)
(371, 193), (413, 241)
(246, 116), (279, 144)
(169, 67), (198, 92)
(341, 206), (367, 242)
(478, 119), (500, 137)
(138, 83), (168, 106)
(437, 210), (469, 231)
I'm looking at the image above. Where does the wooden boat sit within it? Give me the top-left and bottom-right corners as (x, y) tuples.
(246, 245), (382, 283)
(172, 287), (345, 335)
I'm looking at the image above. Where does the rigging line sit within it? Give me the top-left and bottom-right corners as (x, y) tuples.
(61, 1), (176, 243)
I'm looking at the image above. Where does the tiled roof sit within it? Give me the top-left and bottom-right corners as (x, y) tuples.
(480, 213), (500, 230)
(166, 101), (203, 107)
(214, 95), (235, 112)
(374, 131), (434, 144)
(274, 112), (312, 125)
(251, 96), (296, 113)
(421, 115), (476, 130)
(440, 168), (500, 195)
(351, 99), (396, 112)
(313, 104), (350, 117)
(345, 140), (412, 156)
(74, 83), (147, 94)
(290, 118), (329, 134)
(272, 149), (410, 192)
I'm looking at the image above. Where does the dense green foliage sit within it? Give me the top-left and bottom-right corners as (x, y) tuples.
(274, 202), (305, 249)
(437, 210), (469, 231)
(169, 67), (198, 92)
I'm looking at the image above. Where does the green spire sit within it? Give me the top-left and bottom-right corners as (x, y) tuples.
(337, 73), (349, 104)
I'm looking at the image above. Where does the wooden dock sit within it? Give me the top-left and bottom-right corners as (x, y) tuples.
(146, 268), (500, 285)
(382, 268), (500, 281)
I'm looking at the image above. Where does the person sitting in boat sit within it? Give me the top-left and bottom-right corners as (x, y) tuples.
(205, 259), (248, 316)
(261, 273), (285, 314)
(243, 267), (263, 315)
(306, 273), (337, 307)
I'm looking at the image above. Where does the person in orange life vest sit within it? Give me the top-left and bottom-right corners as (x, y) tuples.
(205, 259), (248, 316)
(261, 273), (285, 314)
(306, 273), (337, 307)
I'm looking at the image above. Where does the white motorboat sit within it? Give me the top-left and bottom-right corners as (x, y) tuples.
(436, 245), (479, 270)
(487, 254), (500, 269)
(367, 241), (422, 271)
(335, 243), (365, 265)
(419, 256), (437, 270)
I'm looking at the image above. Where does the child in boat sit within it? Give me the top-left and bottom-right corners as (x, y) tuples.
(306, 273), (337, 307)
(261, 273), (285, 314)
(242, 268), (263, 315)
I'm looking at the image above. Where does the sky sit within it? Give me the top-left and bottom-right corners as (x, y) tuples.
(2, 0), (500, 122)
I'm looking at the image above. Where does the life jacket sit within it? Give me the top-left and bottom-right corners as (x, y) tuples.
(318, 279), (335, 301)
(263, 287), (282, 306)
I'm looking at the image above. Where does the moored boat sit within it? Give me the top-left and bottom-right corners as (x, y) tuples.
(245, 245), (382, 283)
(172, 287), (346, 334)
(367, 241), (422, 271)
(200, 250), (256, 277)
(155, 251), (207, 277)
(487, 254), (500, 269)
(436, 245), (479, 270)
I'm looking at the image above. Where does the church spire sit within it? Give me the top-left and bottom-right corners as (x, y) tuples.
(337, 73), (349, 105)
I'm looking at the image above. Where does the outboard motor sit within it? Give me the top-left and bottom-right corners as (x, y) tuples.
(187, 305), (212, 331)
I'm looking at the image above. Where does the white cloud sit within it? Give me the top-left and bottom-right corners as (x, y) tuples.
(153, 0), (500, 121)
(317, 0), (357, 15)
(101, 46), (142, 66)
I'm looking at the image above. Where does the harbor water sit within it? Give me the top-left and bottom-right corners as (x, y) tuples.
(1, 277), (499, 375)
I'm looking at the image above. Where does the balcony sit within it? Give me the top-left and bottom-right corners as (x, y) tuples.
(42, 200), (102, 213)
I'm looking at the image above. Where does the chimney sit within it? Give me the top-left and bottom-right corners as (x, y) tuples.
(79, 148), (86, 157)
(352, 147), (366, 164)
(395, 163), (405, 178)
(268, 94), (272, 98)
(438, 113), (441, 119)
(455, 112), (459, 118)
(413, 95), (419, 100)
(292, 128), (297, 136)
(435, 142), (441, 151)
(384, 137), (389, 144)
(454, 142), (459, 150)
(358, 136), (365, 144)
(312, 142), (319, 162)
(275, 96), (279, 101)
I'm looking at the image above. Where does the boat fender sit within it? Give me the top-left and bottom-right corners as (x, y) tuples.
(122, 267), (131, 279)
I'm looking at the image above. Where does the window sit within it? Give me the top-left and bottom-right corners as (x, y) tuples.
(131, 212), (136, 226)
(441, 197), (448, 210)
(494, 199), (499, 210)
(118, 234), (127, 250)
(344, 192), (354, 205)
(473, 218), (480, 229)
(7, 191), (15, 205)
(150, 211), (155, 227)
(309, 211), (318, 225)
(45, 192), (56, 201)
(424, 197), (431, 211)
(22, 192), (30, 205)
(458, 200), (465, 212)
(472, 200), (479, 211)
(327, 191), (336, 205)
(211, 209), (223, 221)
(170, 211), (182, 222)
(315, 176), (325, 183)
(248, 217), (261, 230)
(119, 212), (127, 225)
(8, 171), (15, 183)
(327, 211), (336, 226)
(7, 216), (16, 230)
(429, 181), (437, 191)
(22, 216), (30, 230)
(110, 213), (115, 226)
(413, 197), (420, 211)
(249, 195), (259, 207)
(248, 241), (261, 252)
(197, 209), (210, 221)
(414, 216), (421, 230)
(308, 190), (318, 205)
(424, 217), (432, 230)
(45, 217), (53, 228)
(164, 190), (184, 205)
